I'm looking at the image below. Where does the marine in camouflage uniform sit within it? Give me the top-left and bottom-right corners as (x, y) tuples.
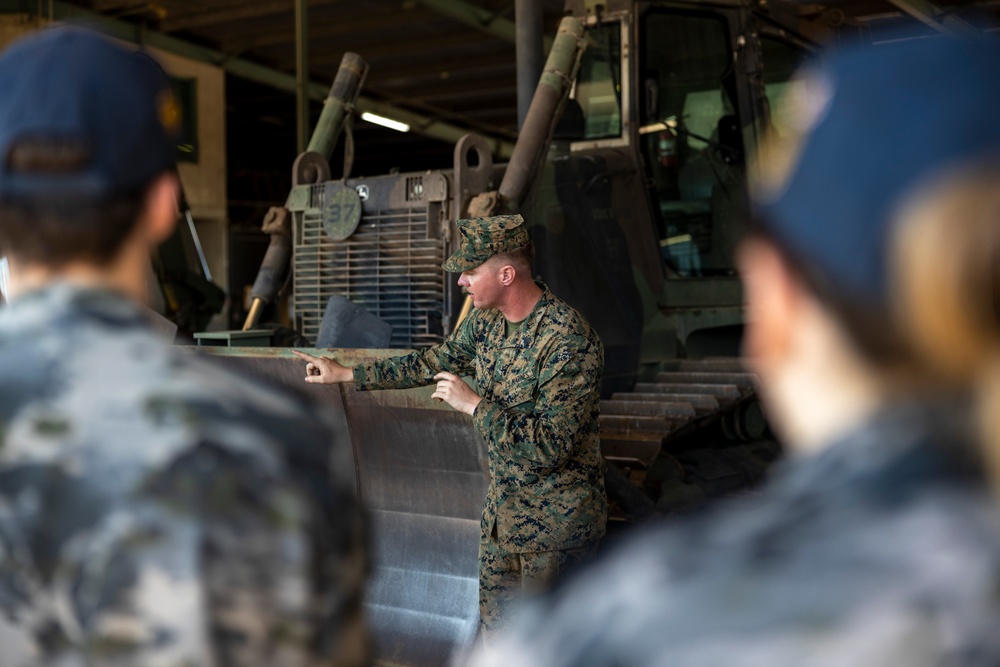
(0, 28), (367, 666)
(353, 214), (607, 637)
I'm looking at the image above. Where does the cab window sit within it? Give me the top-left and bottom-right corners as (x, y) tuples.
(572, 22), (623, 140)
(640, 10), (742, 277)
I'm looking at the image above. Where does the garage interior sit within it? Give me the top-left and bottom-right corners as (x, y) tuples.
(0, 3), (998, 666)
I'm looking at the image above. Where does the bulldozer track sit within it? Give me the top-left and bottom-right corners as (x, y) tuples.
(599, 358), (762, 475)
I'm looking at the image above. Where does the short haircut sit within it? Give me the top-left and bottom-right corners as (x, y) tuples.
(491, 241), (535, 276)
(0, 186), (150, 268)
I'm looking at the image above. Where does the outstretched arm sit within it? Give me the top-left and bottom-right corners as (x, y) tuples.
(338, 315), (480, 392)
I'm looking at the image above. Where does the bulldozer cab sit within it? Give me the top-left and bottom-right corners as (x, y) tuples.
(554, 1), (815, 361)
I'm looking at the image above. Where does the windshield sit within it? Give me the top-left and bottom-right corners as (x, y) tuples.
(640, 10), (742, 277)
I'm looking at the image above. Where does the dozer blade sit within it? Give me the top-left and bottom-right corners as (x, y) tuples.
(206, 348), (488, 667)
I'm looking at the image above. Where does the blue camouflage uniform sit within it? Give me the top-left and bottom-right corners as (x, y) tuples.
(0, 284), (367, 666)
(475, 404), (1000, 667)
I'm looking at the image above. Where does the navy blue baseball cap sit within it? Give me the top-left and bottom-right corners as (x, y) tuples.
(0, 27), (179, 201)
(752, 35), (1000, 309)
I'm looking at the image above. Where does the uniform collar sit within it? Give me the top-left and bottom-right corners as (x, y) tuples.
(495, 281), (552, 349)
(774, 400), (980, 502)
(1, 282), (151, 332)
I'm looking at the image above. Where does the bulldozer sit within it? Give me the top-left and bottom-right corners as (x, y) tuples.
(204, 2), (866, 664)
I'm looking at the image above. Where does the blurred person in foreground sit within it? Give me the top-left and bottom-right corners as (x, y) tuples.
(472, 34), (1000, 667)
(894, 166), (1000, 506)
(0, 27), (366, 666)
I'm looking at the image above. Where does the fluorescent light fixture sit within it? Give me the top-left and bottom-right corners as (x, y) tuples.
(361, 112), (410, 133)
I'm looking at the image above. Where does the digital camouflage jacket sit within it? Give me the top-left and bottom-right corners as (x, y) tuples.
(0, 284), (367, 667)
(354, 285), (607, 552)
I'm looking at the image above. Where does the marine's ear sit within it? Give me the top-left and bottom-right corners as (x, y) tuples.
(499, 263), (516, 287)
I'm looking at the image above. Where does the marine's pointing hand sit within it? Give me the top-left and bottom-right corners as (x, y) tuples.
(292, 350), (354, 384)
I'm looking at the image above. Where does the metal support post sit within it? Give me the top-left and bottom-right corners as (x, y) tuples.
(515, 0), (544, 130)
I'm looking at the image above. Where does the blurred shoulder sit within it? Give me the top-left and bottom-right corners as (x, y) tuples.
(155, 348), (352, 486)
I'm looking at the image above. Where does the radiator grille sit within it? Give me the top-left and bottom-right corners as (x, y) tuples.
(293, 201), (447, 349)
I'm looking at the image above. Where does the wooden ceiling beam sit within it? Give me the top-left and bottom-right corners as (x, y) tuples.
(223, 6), (443, 51)
(161, 0), (309, 33)
(415, 0), (554, 50)
(305, 30), (498, 66)
(372, 54), (515, 89)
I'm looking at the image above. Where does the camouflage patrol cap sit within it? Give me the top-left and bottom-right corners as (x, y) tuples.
(442, 214), (530, 272)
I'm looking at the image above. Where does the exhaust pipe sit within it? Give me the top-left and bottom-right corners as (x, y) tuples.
(243, 53), (369, 332)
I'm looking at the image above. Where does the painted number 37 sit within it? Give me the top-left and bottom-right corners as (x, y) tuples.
(327, 203), (356, 222)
